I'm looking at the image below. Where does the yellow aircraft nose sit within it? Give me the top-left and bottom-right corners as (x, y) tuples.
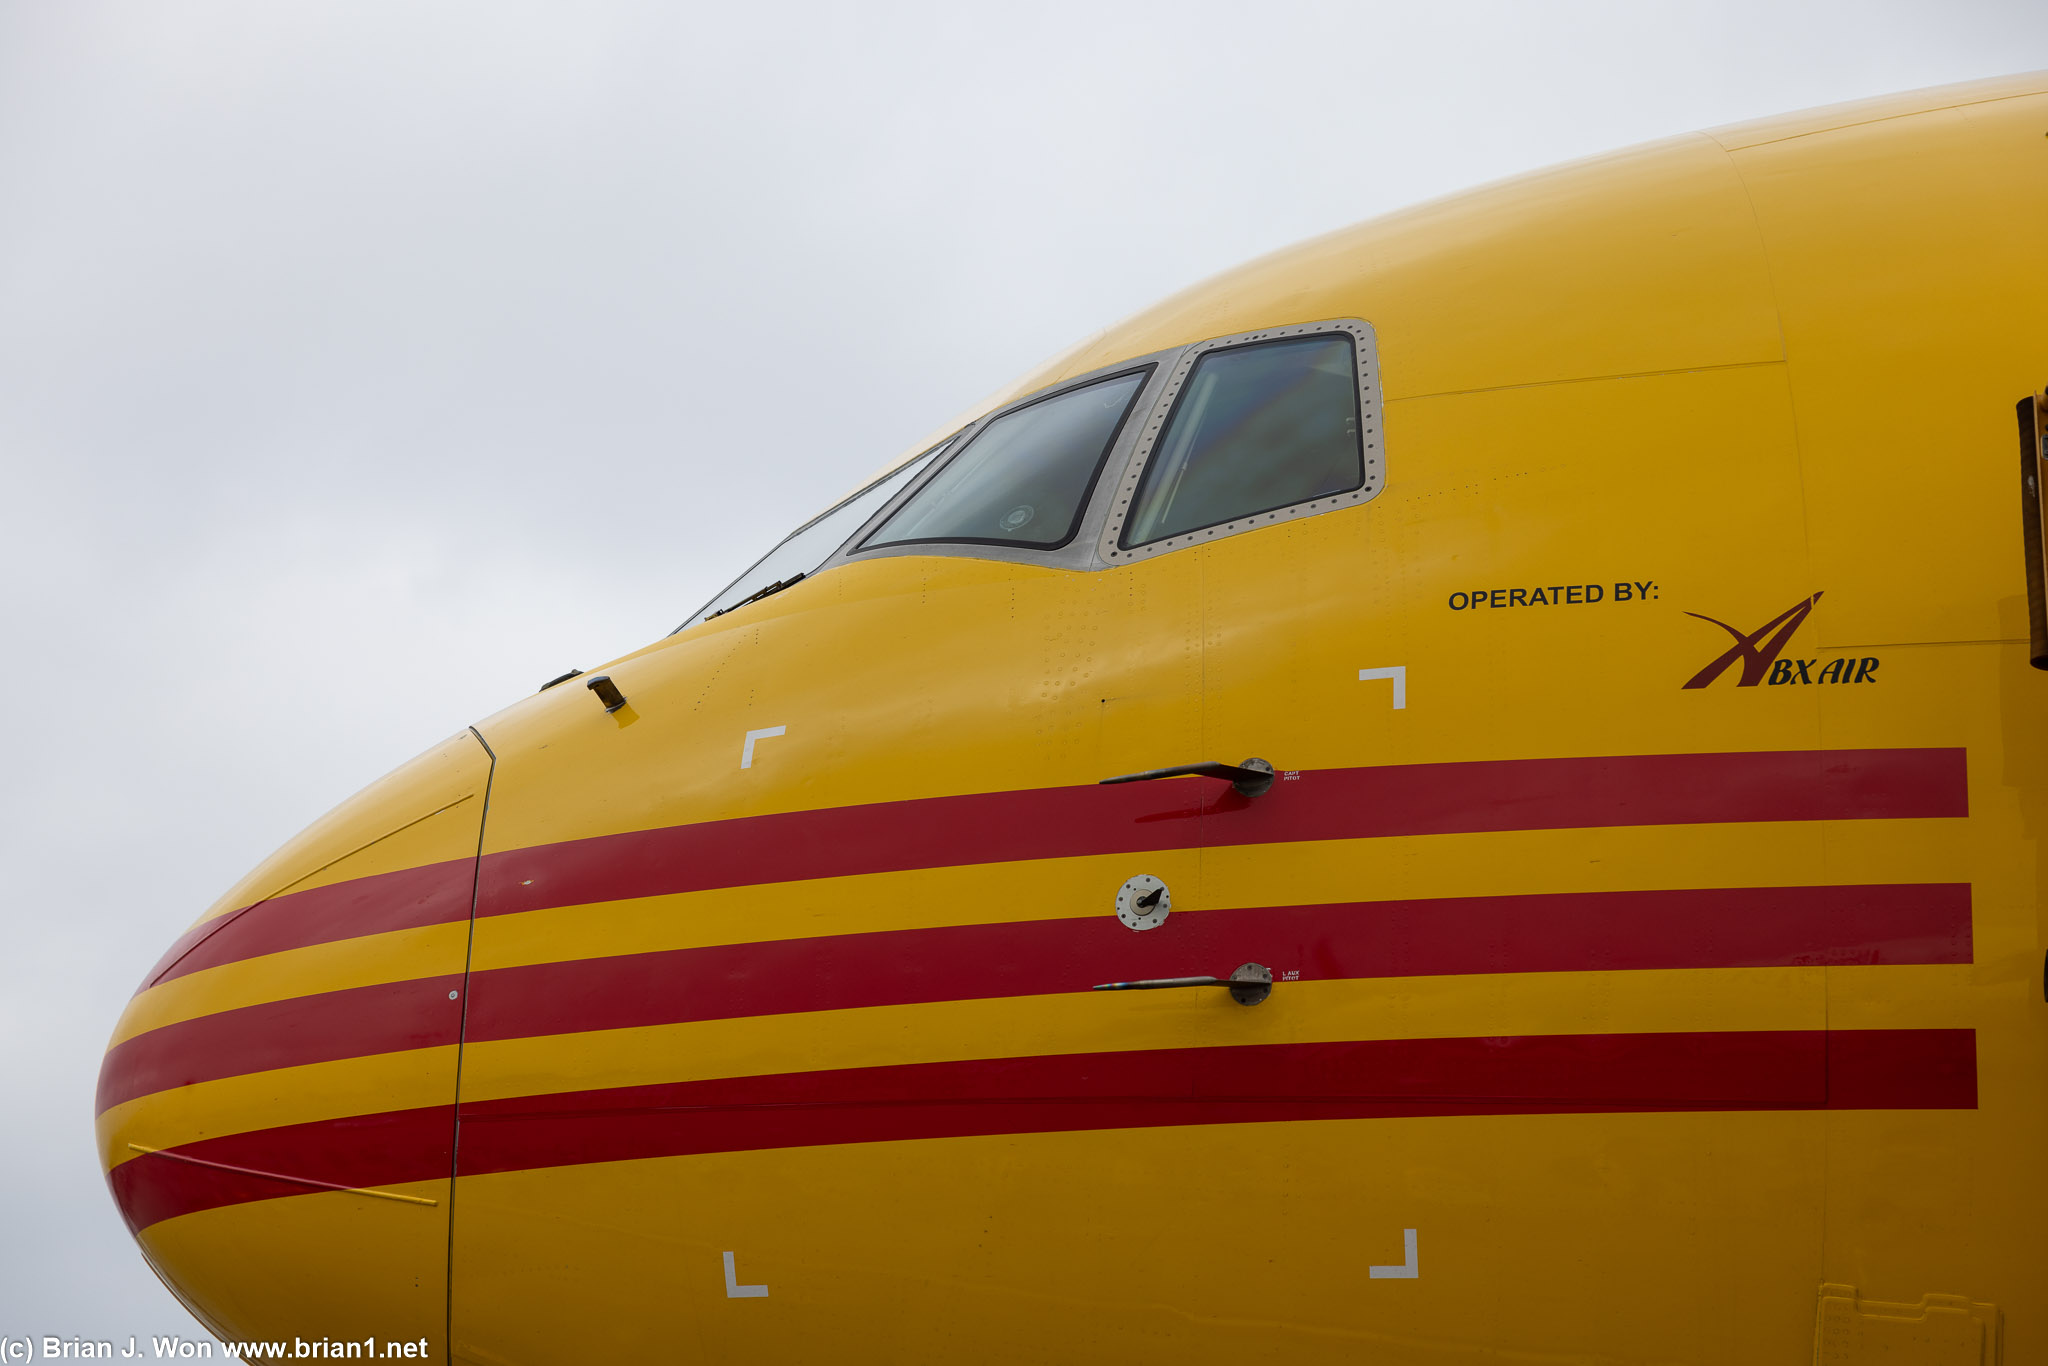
(94, 732), (491, 1357)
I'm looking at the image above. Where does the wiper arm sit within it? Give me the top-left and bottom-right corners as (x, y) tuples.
(706, 572), (807, 621)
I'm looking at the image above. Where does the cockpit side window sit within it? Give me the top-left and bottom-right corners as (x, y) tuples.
(677, 438), (953, 631)
(860, 369), (1150, 551)
(1121, 334), (1364, 548)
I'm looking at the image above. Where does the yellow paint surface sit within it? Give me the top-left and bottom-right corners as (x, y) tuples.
(103, 73), (2048, 1364)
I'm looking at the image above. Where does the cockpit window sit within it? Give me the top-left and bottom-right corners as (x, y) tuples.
(860, 369), (1149, 551)
(677, 439), (953, 630)
(1121, 334), (1363, 547)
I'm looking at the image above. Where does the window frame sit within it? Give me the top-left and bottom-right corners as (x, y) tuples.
(855, 363), (1158, 555)
(1095, 319), (1383, 565)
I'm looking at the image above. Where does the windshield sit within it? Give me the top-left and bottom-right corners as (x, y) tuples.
(860, 370), (1149, 550)
(676, 440), (952, 630)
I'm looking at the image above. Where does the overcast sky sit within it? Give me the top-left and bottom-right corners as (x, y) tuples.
(3, 0), (2043, 1342)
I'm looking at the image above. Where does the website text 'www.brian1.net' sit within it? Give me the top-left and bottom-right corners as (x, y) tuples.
(2, 1338), (432, 1360)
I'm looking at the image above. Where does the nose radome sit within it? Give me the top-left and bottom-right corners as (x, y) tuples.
(97, 732), (491, 1359)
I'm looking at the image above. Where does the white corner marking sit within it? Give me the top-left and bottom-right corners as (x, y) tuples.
(723, 1250), (769, 1298)
(1358, 666), (1407, 709)
(740, 726), (787, 770)
(1368, 1228), (1419, 1279)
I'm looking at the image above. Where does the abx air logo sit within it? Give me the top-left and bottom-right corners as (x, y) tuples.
(1681, 592), (1880, 689)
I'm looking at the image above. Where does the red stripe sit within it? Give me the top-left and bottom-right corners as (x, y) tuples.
(104, 1030), (1976, 1231)
(453, 1032), (1975, 1181)
(463, 883), (1972, 1043)
(130, 749), (1966, 985)
(476, 748), (1966, 919)
(99, 883), (1969, 1111)
(95, 976), (464, 1115)
(140, 858), (477, 990)
(107, 1105), (452, 1234)
(1827, 1027), (1979, 1109)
